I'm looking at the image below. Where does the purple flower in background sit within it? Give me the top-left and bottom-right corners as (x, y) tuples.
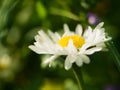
(87, 13), (100, 25)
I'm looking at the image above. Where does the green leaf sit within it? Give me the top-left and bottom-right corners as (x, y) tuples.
(50, 8), (80, 21)
(107, 41), (120, 72)
(36, 1), (47, 19)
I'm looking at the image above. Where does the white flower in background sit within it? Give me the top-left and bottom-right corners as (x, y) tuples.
(29, 22), (111, 70)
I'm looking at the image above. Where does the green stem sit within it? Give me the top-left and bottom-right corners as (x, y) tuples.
(72, 65), (84, 90)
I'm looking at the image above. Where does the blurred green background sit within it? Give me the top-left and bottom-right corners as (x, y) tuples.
(0, 0), (120, 90)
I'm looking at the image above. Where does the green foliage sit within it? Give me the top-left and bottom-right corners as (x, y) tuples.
(36, 1), (47, 20)
(0, 0), (120, 90)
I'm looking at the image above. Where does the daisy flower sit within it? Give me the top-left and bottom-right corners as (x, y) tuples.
(29, 22), (111, 70)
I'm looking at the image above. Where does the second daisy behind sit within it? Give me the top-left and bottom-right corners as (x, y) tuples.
(29, 22), (111, 70)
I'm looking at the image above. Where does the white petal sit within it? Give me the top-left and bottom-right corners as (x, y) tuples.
(38, 30), (53, 44)
(44, 55), (59, 67)
(75, 56), (83, 67)
(96, 43), (108, 51)
(92, 28), (105, 43)
(29, 45), (39, 53)
(29, 45), (47, 54)
(84, 47), (102, 55)
(29, 41), (57, 54)
(55, 32), (61, 40)
(48, 30), (57, 42)
(96, 43), (106, 47)
(63, 24), (70, 36)
(79, 43), (92, 54)
(65, 55), (73, 70)
(64, 24), (70, 32)
(63, 24), (74, 36)
(65, 39), (77, 54)
(83, 26), (92, 39)
(54, 45), (68, 55)
(48, 30), (61, 43)
(79, 54), (90, 64)
(104, 36), (112, 41)
(67, 54), (77, 63)
(94, 22), (104, 30)
(28, 45), (46, 54)
(35, 35), (41, 42)
(75, 24), (83, 36)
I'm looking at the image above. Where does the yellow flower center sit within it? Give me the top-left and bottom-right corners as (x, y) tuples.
(58, 35), (85, 48)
